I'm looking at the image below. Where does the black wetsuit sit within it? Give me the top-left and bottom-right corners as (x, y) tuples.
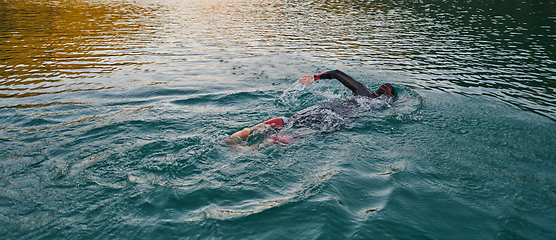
(286, 70), (385, 133)
(314, 69), (375, 97)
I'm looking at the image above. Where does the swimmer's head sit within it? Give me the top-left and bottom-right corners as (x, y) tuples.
(373, 83), (395, 98)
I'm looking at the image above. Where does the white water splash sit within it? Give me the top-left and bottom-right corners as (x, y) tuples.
(279, 82), (306, 107)
(279, 81), (343, 107)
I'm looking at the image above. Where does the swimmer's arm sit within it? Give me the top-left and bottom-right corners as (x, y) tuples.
(298, 72), (334, 85)
(299, 69), (372, 97)
(299, 75), (317, 85)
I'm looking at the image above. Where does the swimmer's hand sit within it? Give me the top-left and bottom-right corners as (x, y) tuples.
(230, 127), (251, 139)
(299, 75), (316, 86)
(225, 127), (251, 146)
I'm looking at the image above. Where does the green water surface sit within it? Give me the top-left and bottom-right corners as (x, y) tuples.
(1, 0), (555, 239)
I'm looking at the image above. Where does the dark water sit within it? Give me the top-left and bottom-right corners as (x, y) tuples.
(1, 0), (555, 239)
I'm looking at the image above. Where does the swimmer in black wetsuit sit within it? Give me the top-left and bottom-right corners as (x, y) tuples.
(226, 70), (395, 149)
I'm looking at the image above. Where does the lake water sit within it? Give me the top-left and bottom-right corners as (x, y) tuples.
(1, 0), (555, 239)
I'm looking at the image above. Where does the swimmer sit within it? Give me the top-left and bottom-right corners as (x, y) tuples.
(225, 69), (395, 150)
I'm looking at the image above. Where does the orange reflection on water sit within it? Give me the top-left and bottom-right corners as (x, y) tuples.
(0, 0), (153, 98)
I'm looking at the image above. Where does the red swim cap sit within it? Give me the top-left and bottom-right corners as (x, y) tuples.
(374, 83), (395, 97)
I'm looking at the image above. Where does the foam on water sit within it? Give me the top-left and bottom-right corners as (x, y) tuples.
(1, 0), (555, 239)
(279, 82), (306, 107)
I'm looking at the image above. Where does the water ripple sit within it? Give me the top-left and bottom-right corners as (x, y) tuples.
(1, 0), (556, 239)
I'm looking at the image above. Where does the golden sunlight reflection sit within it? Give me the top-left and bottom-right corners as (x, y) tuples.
(0, 0), (155, 98)
(1, 0), (415, 99)
(156, 0), (413, 61)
